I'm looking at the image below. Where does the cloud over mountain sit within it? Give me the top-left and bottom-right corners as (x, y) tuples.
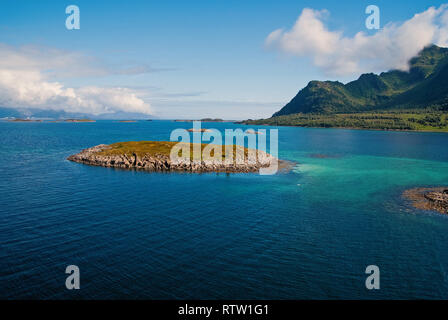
(266, 5), (448, 76)
(0, 44), (151, 115)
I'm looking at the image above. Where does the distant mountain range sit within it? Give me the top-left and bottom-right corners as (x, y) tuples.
(243, 45), (448, 131)
(0, 107), (155, 120)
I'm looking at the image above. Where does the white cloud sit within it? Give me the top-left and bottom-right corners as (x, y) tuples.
(266, 5), (448, 76)
(0, 44), (151, 115)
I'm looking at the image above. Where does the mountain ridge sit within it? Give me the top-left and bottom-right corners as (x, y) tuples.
(272, 45), (448, 117)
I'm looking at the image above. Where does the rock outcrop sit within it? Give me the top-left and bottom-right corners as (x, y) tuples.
(67, 143), (279, 173)
(403, 187), (448, 214)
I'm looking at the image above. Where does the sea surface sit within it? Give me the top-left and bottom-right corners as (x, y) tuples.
(1, 120), (448, 299)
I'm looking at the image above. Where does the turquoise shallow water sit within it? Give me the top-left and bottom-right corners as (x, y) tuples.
(1, 120), (448, 299)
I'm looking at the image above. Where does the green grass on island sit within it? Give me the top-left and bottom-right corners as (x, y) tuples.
(243, 109), (448, 132)
(97, 141), (255, 160)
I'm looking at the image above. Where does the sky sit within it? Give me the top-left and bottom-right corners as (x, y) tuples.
(0, 0), (448, 119)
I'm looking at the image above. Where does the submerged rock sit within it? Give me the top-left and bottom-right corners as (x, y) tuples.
(309, 153), (340, 159)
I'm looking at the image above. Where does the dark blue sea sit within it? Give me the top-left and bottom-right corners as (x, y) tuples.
(1, 120), (448, 299)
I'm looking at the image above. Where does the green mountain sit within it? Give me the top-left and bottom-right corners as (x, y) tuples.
(273, 45), (448, 117)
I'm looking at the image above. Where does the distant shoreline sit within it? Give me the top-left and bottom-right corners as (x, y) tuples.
(240, 109), (448, 133)
(4, 117), (448, 133)
(4, 118), (96, 123)
(239, 122), (448, 133)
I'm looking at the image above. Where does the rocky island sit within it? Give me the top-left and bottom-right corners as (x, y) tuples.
(403, 187), (448, 214)
(187, 128), (211, 133)
(8, 118), (42, 122)
(65, 119), (96, 123)
(67, 141), (280, 173)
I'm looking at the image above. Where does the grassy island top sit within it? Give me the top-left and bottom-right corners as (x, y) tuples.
(97, 141), (256, 160)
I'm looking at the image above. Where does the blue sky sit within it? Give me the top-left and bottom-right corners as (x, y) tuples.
(0, 0), (447, 119)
